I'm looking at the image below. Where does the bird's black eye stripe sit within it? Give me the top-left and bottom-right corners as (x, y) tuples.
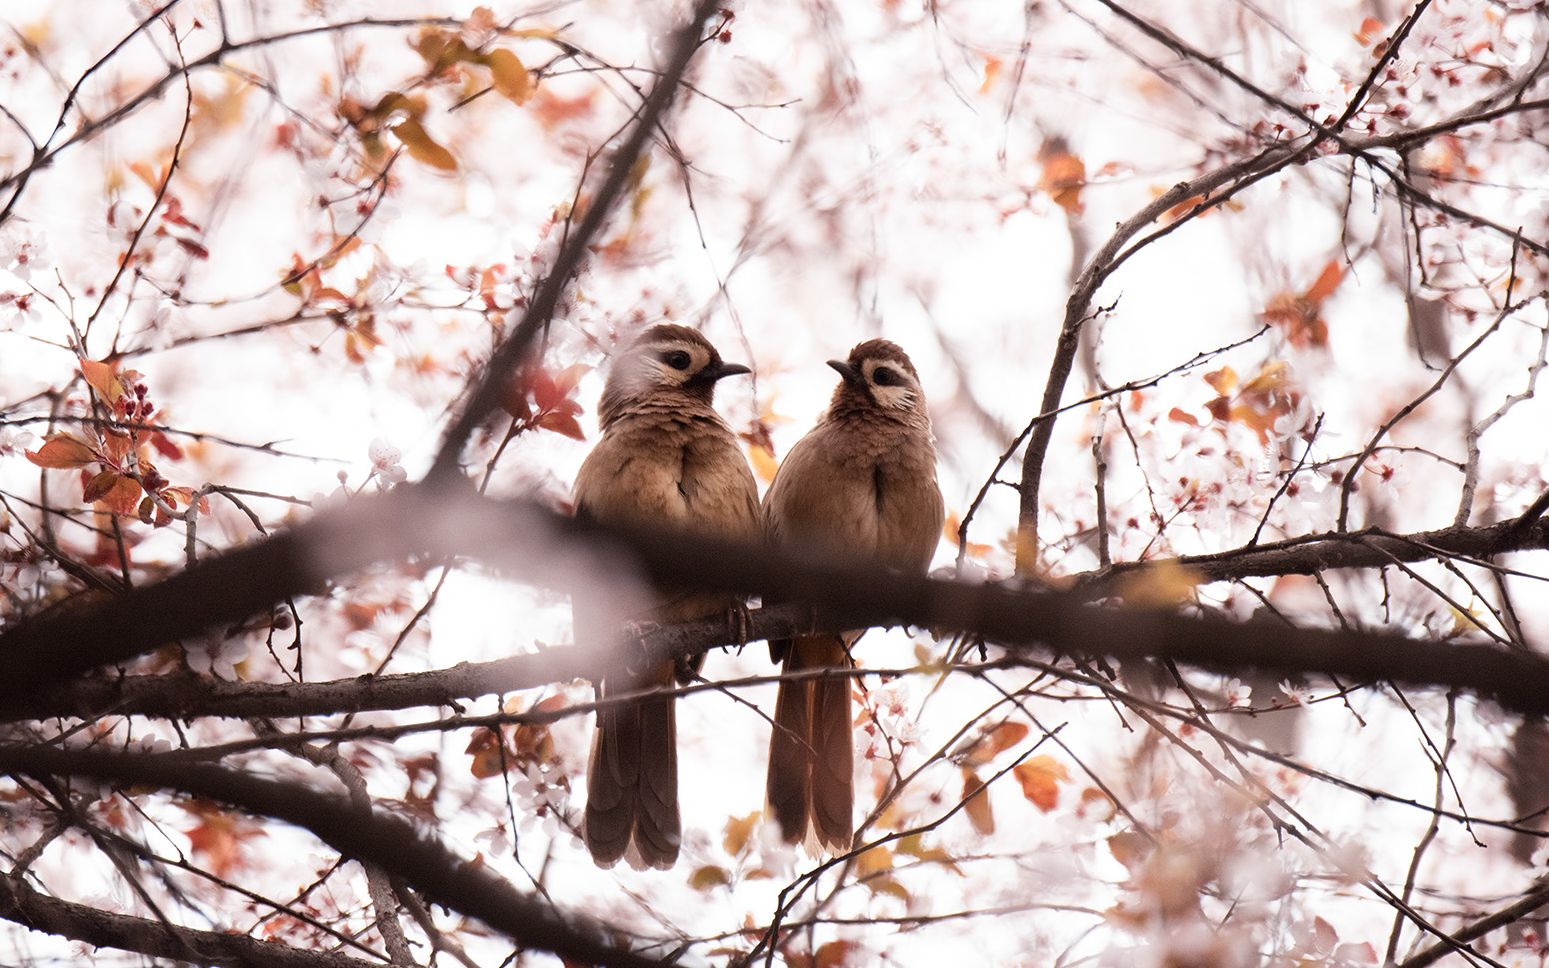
(872, 366), (900, 387)
(663, 349), (692, 370)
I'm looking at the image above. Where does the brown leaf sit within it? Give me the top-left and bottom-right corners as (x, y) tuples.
(815, 940), (858, 968)
(1012, 754), (1070, 812)
(465, 727), (506, 779)
(81, 470), (122, 504)
(959, 720), (1028, 766)
(485, 48), (532, 104)
(392, 118), (457, 171)
(26, 434), (98, 469)
(1167, 407), (1199, 427)
(689, 865), (731, 891)
(101, 430), (132, 465)
(1107, 830), (1151, 873)
(80, 359), (124, 404)
(961, 767), (994, 834)
(723, 811), (761, 855)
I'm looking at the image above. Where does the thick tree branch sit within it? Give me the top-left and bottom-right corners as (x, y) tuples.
(0, 746), (660, 968)
(0, 875), (386, 968)
(6, 485), (1549, 724)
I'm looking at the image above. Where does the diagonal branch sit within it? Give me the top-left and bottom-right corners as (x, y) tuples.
(427, 0), (723, 479)
(0, 875), (384, 968)
(0, 746), (662, 968)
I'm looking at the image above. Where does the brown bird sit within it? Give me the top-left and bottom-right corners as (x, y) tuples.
(763, 339), (943, 851)
(573, 324), (761, 869)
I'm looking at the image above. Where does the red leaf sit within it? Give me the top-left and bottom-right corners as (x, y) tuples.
(537, 410), (585, 441)
(81, 470), (122, 504)
(150, 432), (184, 460)
(26, 434), (98, 469)
(97, 476), (145, 516)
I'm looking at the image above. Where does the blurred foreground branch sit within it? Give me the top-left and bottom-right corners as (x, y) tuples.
(5, 481), (1549, 722)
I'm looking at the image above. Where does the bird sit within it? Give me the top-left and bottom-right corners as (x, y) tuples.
(762, 339), (943, 852)
(572, 323), (761, 869)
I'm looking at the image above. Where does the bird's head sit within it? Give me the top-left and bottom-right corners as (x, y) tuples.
(599, 324), (750, 426)
(826, 339), (928, 420)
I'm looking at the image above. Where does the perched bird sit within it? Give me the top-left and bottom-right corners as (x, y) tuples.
(573, 324), (761, 869)
(763, 339), (943, 851)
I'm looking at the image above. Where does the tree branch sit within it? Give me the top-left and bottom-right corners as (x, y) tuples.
(0, 874), (386, 968)
(427, 0), (723, 479)
(6, 485), (1549, 724)
(0, 746), (662, 968)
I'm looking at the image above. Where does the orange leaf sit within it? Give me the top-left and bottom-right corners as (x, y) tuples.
(80, 359), (124, 404)
(392, 118), (457, 171)
(465, 727), (505, 779)
(1355, 16), (1383, 45)
(485, 48), (532, 104)
(101, 431), (132, 465)
(960, 720), (1028, 766)
(1012, 754), (1070, 812)
(961, 767), (994, 834)
(1203, 366), (1237, 394)
(723, 811), (760, 855)
(747, 442), (779, 483)
(26, 434), (98, 469)
(1038, 148), (1086, 215)
(1303, 259), (1345, 304)
(1167, 407), (1199, 427)
(98, 476), (145, 516)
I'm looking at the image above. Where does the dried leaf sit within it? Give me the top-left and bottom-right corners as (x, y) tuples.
(81, 470), (122, 504)
(689, 865), (731, 890)
(485, 48), (532, 104)
(1167, 407), (1199, 427)
(855, 845), (893, 878)
(815, 940), (858, 968)
(723, 811), (760, 855)
(465, 727), (506, 779)
(961, 767), (994, 835)
(1304, 259), (1345, 304)
(97, 476), (144, 516)
(100, 431), (133, 465)
(80, 359), (124, 404)
(26, 434), (98, 469)
(1038, 149), (1086, 214)
(1012, 755), (1070, 812)
(392, 118), (457, 171)
(1107, 830), (1151, 873)
(959, 720), (1028, 766)
(742, 442), (777, 483)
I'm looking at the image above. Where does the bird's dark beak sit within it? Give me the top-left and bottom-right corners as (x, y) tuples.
(711, 361), (752, 381)
(827, 359), (862, 387)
